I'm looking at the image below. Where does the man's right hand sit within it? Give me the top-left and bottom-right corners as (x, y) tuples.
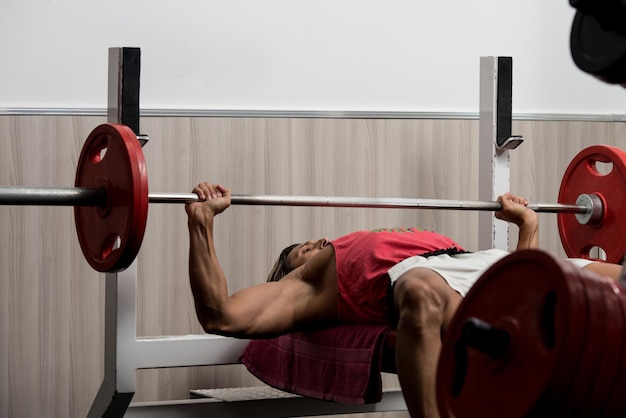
(185, 182), (232, 222)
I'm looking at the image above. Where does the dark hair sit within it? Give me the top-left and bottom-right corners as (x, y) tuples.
(266, 243), (300, 282)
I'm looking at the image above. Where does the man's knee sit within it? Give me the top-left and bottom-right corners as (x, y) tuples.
(393, 269), (447, 331)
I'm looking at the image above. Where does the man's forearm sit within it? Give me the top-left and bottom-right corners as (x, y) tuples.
(188, 215), (230, 333)
(515, 220), (539, 251)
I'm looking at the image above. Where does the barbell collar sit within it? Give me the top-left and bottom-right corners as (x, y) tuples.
(574, 193), (604, 225)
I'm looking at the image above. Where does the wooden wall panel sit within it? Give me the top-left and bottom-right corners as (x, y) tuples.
(0, 115), (105, 418)
(1, 114), (624, 417)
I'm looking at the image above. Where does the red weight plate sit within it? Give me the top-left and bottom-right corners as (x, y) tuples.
(557, 269), (609, 416)
(579, 278), (625, 417)
(74, 124), (149, 272)
(598, 289), (626, 418)
(437, 250), (583, 418)
(558, 145), (626, 264)
(531, 260), (589, 415)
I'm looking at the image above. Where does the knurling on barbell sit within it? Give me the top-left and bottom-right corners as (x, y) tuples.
(1, 123), (626, 272)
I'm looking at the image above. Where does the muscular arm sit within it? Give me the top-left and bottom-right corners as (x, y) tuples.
(515, 217), (539, 250)
(496, 193), (539, 251)
(186, 182), (337, 338)
(187, 209), (235, 334)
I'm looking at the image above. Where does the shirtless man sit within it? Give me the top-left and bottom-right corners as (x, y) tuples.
(185, 182), (622, 418)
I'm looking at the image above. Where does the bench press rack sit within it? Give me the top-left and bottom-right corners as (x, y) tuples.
(87, 48), (515, 417)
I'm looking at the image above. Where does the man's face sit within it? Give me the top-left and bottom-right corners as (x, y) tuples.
(285, 238), (330, 270)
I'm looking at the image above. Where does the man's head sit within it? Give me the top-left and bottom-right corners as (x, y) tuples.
(266, 243), (299, 282)
(266, 238), (330, 282)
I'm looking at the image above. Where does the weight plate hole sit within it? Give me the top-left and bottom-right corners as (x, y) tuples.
(101, 234), (122, 260)
(88, 136), (109, 164)
(593, 160), (613, 176)
(113, 235), (121, 251)
(98, 147), (108, 161)
(588, 245), (607, 261)
(540, 292), (557, 349)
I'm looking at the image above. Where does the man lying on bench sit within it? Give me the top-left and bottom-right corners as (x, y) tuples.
(185, 182), (622, 418)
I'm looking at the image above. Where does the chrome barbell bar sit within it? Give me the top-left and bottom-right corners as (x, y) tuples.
(0, 186), (592, 215)
(151, 192), (590, 214)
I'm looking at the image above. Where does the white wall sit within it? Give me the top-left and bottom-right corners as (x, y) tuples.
(1, 0), (624, 114)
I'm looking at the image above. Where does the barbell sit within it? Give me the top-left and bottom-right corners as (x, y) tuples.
(1, 123), (626, 272)
(436, 249), (626, 418)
